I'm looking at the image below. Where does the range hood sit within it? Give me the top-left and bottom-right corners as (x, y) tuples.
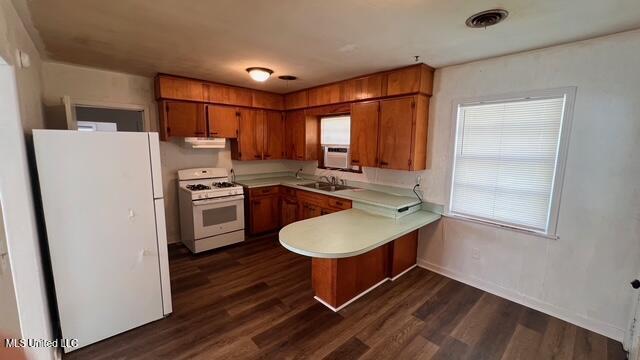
(184, 137), (226, 149)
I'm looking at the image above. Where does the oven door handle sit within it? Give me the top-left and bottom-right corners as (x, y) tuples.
(193, 194), (245, 206)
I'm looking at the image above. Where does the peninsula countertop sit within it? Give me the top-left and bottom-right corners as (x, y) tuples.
(279, 208), (441, 258)
(234, 176), (421, 210)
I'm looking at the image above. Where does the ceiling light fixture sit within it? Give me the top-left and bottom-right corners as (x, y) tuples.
(246, 67), (273, 82)
(466, 9), (509, 28)
(278, 75), (297, 80)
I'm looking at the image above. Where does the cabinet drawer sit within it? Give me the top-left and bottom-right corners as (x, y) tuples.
(281, 186), (297, 197)
(250, 186), (279, 197)
(327, 197), (351, 210)
(297, 191), (328, 207)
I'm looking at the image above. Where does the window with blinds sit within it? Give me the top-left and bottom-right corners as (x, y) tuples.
(450, 94), (570, 234)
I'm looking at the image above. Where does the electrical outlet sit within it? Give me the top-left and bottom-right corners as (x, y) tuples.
(472, 248), (481, 260)
(415, 175), (422, 186)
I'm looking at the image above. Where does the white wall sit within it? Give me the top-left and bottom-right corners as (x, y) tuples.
(0, 1), (54, 359)
(417, 30), (640, 341)
(0, 0), (43, 133)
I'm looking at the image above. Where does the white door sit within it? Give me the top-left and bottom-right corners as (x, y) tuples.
(0, 204), (21, 337)
(33, 131), (164, 352)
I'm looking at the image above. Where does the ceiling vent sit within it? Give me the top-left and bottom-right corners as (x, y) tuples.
(466, 9), (509, 28)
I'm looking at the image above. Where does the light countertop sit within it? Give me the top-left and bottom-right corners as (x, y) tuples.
(279, 208), (441, 258)
(234, 176), (421, 210)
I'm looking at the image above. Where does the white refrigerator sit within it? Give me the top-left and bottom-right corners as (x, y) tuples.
(33, 130), (172, 353)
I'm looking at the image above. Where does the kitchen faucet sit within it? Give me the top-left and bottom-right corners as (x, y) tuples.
(295, 168), (303, 179)
(319, 175), (339, 185)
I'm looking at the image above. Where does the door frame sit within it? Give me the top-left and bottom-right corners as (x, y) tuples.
(63, 96), (151, 132)
(0, 59), (55, 358)
(627, 278), (640, 360)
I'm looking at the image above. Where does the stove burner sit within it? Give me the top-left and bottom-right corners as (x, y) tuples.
(212, 182), (236, 188)
(186, 184), (211, 191)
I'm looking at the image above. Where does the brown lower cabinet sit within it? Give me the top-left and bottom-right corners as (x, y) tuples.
(245, 185), (352, 235)
(312, 230), (419, 309)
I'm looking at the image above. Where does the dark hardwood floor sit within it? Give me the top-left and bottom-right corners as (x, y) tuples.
(66, 236), (627, 359)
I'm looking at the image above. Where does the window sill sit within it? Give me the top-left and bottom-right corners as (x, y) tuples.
(442, 213), (559, 240)
(316, 166), (362, 174)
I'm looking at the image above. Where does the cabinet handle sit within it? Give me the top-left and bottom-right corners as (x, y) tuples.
(211, 132), (219, 135)
(195, 131), (204, 135)
(264, 154), (271, 158)
(252, 200), (261, 205)
(335, 201), (343, 206)
(351, 159), (360, 164)
(254, 155), (262, 159)
(379, 161), (389, 166)
(261, 189), (270, 193)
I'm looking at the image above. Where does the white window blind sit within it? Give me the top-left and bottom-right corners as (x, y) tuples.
(450, 96), (567, 233)
(321, 116), (350, 145)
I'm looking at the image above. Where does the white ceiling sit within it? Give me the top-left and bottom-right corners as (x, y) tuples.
(13, 0), (640, 93)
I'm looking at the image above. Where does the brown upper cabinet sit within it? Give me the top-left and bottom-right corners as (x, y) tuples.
(284, 110), (318, 161)
(284, 90), (308, 110)
(253, 91), (284, 110)
(350, 101), (380, 168)
(155, 74), (283, 110)
(377, 95), (429, 171)
(308, 83), (349, 107)
(233, 109), (264, 161)
(231, 109), (284, 161)
(155, 76), (204, 102)
(263, 110), (285, 160)
(386, 65), (433, 97)
(206, 105), (238, 138)
(346, 74), (383, 101)
(205, 83), (252, 107)
(283, 64), (433, 110)
(159, 101), (206, 139)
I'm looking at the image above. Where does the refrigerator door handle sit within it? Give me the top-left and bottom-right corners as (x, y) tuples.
(153, 198), (172, 315)
(148, 133), (163, 199)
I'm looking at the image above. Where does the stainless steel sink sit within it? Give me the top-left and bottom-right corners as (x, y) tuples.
(299, 182), (357, 192)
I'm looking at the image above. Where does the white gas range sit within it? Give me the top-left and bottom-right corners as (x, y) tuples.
(178, 168), (245, 253)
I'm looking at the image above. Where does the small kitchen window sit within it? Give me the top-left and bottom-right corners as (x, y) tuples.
(448, 88), (575, 236)
(320, 115), (351, 170)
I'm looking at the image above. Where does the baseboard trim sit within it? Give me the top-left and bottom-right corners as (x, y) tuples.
(391, 264), (418, 281)
(314, 277), (390, 312)
(417, 259), (626, 342)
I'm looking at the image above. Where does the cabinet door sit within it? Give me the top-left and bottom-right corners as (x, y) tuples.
(207, 105), (238, 138)
(378, 97), (415, 171)
(253, 91), (284, 110)
(308, 83), (345, 107)
(156, 76), (203, 101)
(300, 202), (322, 220)
(320, 208), (336, 216)
(284, 90), (308, 110)
(250, 195), (279, 234)
(386, 66), (421, 96)
(162, 101), (206, 138)
(264, 111), (285, 160)
(237, 109), (264, 160)
(350, 101), (380, 168)
(205, 83), (252, 106)
(346, 74), (383, 101)
(280, 197), (298, 227)
(285, 110), (306, 160)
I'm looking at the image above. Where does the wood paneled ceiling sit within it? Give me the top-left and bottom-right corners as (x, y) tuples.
(12, 0), (640, 93)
